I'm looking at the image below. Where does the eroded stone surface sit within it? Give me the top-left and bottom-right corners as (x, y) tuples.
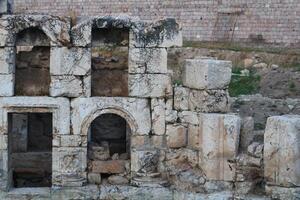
(174, 86), (189, 111)
(166, 124), (187, 148)
(264, 115), (300, 187)
(50, 75), (90, 97)
(129, 74), (172, 98)
(0, 15), (70, 47)
(183, 59), (232, 90)
(189, 89), (229, 113)
(198, 113), (241, 181)
(129, 48), (167, 73)
(50, 47), (91, 76)
(71, 97), (151, 136)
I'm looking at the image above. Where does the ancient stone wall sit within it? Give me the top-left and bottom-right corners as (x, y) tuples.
(0, 13), (299, 200)
(10, 0), (300, 47)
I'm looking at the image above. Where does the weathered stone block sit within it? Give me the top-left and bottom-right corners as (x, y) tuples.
(129, 74), (172, 98)
(0, 97), (70, 135)
(71, 97), (151, 136)
(128, 48), (167, 73)
(183, 59), (232, 90)
(166, 124), (187, 148)
(0, 15), (71, 47)
(188, 89), (229, 113)
(50, 47), (91, 76)
(0, 47), (15, 74)
(53, 147), (87, 173)
(199, 113), (241, 181)
(71, 20), (92, 47)
(130, 18), (182, 48)
(91, 160), (127, 174)
(50, 75), (90, 97)
(174, 86), (189, 111)
(264, 115), (300, 187)
(0, 74), (13, 96)
(88, 173), (101, 184)
(151, 98), (166, 135)
(131, 150), (160, 173)
(178, 111), (199, 125)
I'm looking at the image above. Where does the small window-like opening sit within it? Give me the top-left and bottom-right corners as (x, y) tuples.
(87, 113), (131, 185)
(8, 113), (52, 188)
(91, 28), (129, 97)
(15, 28), (50, 96)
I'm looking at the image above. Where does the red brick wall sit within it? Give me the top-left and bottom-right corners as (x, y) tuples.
(12, 0), (300, 46)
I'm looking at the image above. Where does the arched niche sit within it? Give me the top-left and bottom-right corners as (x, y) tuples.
(15, 27), (51, 96)
(84, 108), (135, 185)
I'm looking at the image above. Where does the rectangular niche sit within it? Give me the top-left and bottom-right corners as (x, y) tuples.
(15, 28), (51, 96)
(8, 112), (52, 188)
(91, 28), (129, 97)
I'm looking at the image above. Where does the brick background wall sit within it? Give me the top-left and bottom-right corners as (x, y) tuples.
(12, 0), (300, 47)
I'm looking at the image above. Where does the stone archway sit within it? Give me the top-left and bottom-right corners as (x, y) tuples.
(85, 109), (135, 185)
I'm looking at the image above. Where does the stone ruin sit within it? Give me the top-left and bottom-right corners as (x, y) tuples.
(0, 13), (298, 200)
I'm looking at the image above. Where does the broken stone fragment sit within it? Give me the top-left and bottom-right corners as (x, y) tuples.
(182, 58), (232, 90)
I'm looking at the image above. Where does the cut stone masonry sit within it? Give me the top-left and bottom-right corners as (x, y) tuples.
(0, 13), (298, 200)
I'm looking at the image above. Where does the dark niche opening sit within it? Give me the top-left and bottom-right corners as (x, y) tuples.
(15, 27), (50, 96)
(91, 28), (129, 97)
(8, 113), (52, 188)
(87, 113), (131, 185)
